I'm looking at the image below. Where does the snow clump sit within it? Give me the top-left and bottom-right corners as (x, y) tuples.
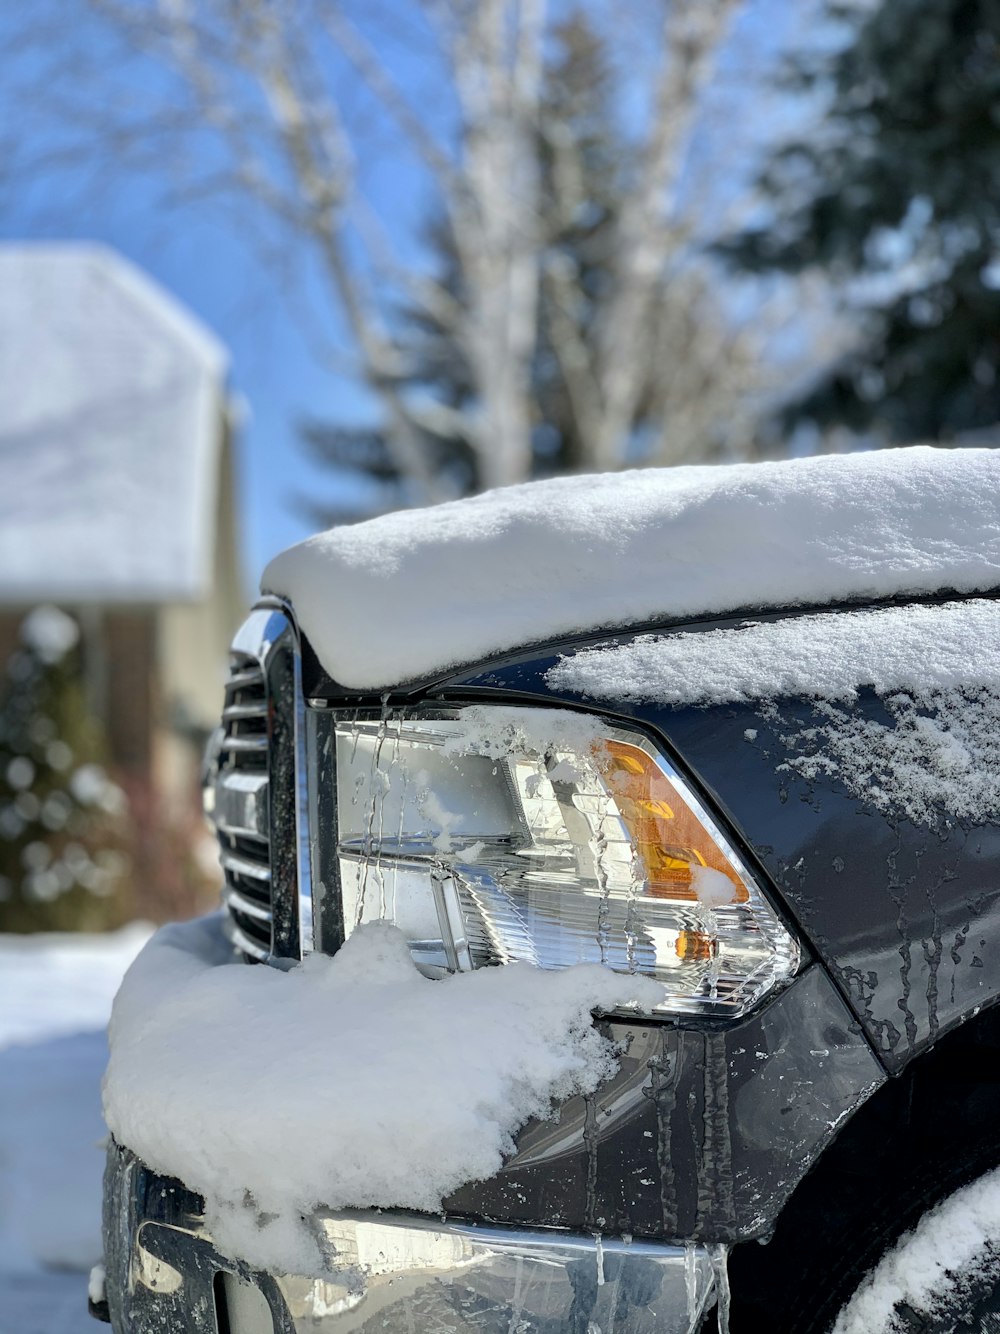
(833, 1164), (1000, 1334)
(103, 914), (661, 1277)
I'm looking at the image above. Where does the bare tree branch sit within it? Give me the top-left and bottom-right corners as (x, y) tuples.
(2, 0), (778, 510)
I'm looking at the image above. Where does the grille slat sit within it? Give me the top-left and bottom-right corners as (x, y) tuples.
(214, 652), (273, 963)
(221, 734), (269, 756)
(222, 701), (268, 722)
(227, 915), (273, 957)
(223, 885), (273, 923)
(220, 848), (271, 883)
(226, 667), (267, 692)
(214, 770), (269, 841)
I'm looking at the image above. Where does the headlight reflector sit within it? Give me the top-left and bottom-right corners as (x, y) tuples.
(327, 706), (799, 1018)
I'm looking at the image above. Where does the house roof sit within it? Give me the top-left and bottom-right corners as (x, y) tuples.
(0, 243), (230, 604)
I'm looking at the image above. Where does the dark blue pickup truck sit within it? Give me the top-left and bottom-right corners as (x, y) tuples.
(97, 448), (1000, 1334)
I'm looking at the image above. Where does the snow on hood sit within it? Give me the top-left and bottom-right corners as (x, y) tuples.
(544, 600), (1000, 828)
(262, 446), (1000, 691)
(545, 599), (1000, 708)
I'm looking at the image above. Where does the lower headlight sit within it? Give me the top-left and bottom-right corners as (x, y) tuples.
(319, 704), (799, 1019)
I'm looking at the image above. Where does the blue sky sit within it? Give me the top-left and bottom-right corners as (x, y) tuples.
(0, 0), (819, 599)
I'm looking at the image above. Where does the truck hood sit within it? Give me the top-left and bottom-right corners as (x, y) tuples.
(262, 445), (1000, 691)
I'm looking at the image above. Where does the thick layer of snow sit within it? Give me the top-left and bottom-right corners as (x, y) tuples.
(103, 915), (660, 1276)
(547, 599), (1000, 707)
(0, 244), (228, 603)
(0, 926), (150, 1282)
(263, 447), (1000, 689)
(833, 1165), (1000, 1333)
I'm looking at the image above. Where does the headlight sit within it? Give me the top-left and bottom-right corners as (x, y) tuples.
(320, 705), (799, 1019)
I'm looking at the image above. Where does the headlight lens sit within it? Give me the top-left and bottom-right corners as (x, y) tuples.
(327, 706), (799, 1018)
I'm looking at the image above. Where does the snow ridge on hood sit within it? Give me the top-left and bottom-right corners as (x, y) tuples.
(262, 446), (1000, 690)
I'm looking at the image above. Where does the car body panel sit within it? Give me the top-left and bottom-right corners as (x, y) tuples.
(442, 963), (884, 1243)
(438, 597), (1000, 1077)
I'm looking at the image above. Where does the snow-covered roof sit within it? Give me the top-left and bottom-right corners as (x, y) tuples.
(0, 244), (229, 604)
(263, 446), (1000, 690)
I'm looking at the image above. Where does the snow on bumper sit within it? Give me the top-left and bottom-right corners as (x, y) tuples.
(102, 1142), (717, 1334)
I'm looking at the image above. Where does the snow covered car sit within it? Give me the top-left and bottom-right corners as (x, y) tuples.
(98, 446), (1000, 1334)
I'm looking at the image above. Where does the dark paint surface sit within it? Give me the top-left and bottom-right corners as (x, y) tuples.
(443, 965), (884, 1243)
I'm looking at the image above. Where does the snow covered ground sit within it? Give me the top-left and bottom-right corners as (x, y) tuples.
(0, 926), (151, 1334)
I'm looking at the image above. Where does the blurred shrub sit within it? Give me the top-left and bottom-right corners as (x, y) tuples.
(0, 608), (135, 932)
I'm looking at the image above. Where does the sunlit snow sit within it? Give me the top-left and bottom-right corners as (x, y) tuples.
(0, 926), (150, 1330)
(264, 446), (1000, 689)
(102, 915), (661, 1275)
(834, 1165), (1000, 1333)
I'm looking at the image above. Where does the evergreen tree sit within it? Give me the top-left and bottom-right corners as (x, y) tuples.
(0, 608), (134, 932)
(724, 0), (1000, 442)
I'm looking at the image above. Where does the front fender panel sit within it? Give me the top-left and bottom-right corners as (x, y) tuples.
(442, 650), (1000, 1075)
(444, 964), (883, 1243)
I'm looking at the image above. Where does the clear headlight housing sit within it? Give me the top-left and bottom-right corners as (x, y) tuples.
(318, 705), (799, 1019)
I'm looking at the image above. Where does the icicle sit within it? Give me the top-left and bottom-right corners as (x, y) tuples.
(594, 1232), (605, 1286)
(684, 1243), (699, 1331)
(698, 1035), (736, 1229)
(357, 698), (391, 926)
(591, 786), (613, 965)
(582, 1093), (600, 1229)
(706, 1243), (731, 1334)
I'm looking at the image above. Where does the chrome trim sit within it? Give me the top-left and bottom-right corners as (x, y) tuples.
(214, 770), (269, 841)
(293, 646), (315, 955)
(221, 886), (273, 922)
(220, 849), (272, 883)
(211, 602), (312, 964)
(220, 734), (269, 755)
(226, 665), (270, 691)
(222, 701), (269, 722)
(226, 919), (273, 962)
(103, 1143), (716, 1334)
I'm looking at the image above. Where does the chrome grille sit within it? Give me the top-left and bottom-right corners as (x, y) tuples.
(215, 651), (273, 961)
(207, 606), (307, 964)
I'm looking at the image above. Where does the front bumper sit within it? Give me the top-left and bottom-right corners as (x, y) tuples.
(102, 1143), (717, 1334)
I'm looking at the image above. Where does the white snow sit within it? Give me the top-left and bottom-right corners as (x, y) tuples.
(87, 1264), (105, 1306)
(19, 606), (80, 664)
(0, 925), (150, 1294)
(0, 244), (228, 604)
(440, 703), (607, 759)
(262, 446), (1000, 690)
(545, 600), (1000, 828)
(546, 599), (1000, 707)
(772, 688), (1000, 827)
(102, 915), (661, 1276)
(0, 923), (151, 1050)
(833, 1165), (1000, 1334)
